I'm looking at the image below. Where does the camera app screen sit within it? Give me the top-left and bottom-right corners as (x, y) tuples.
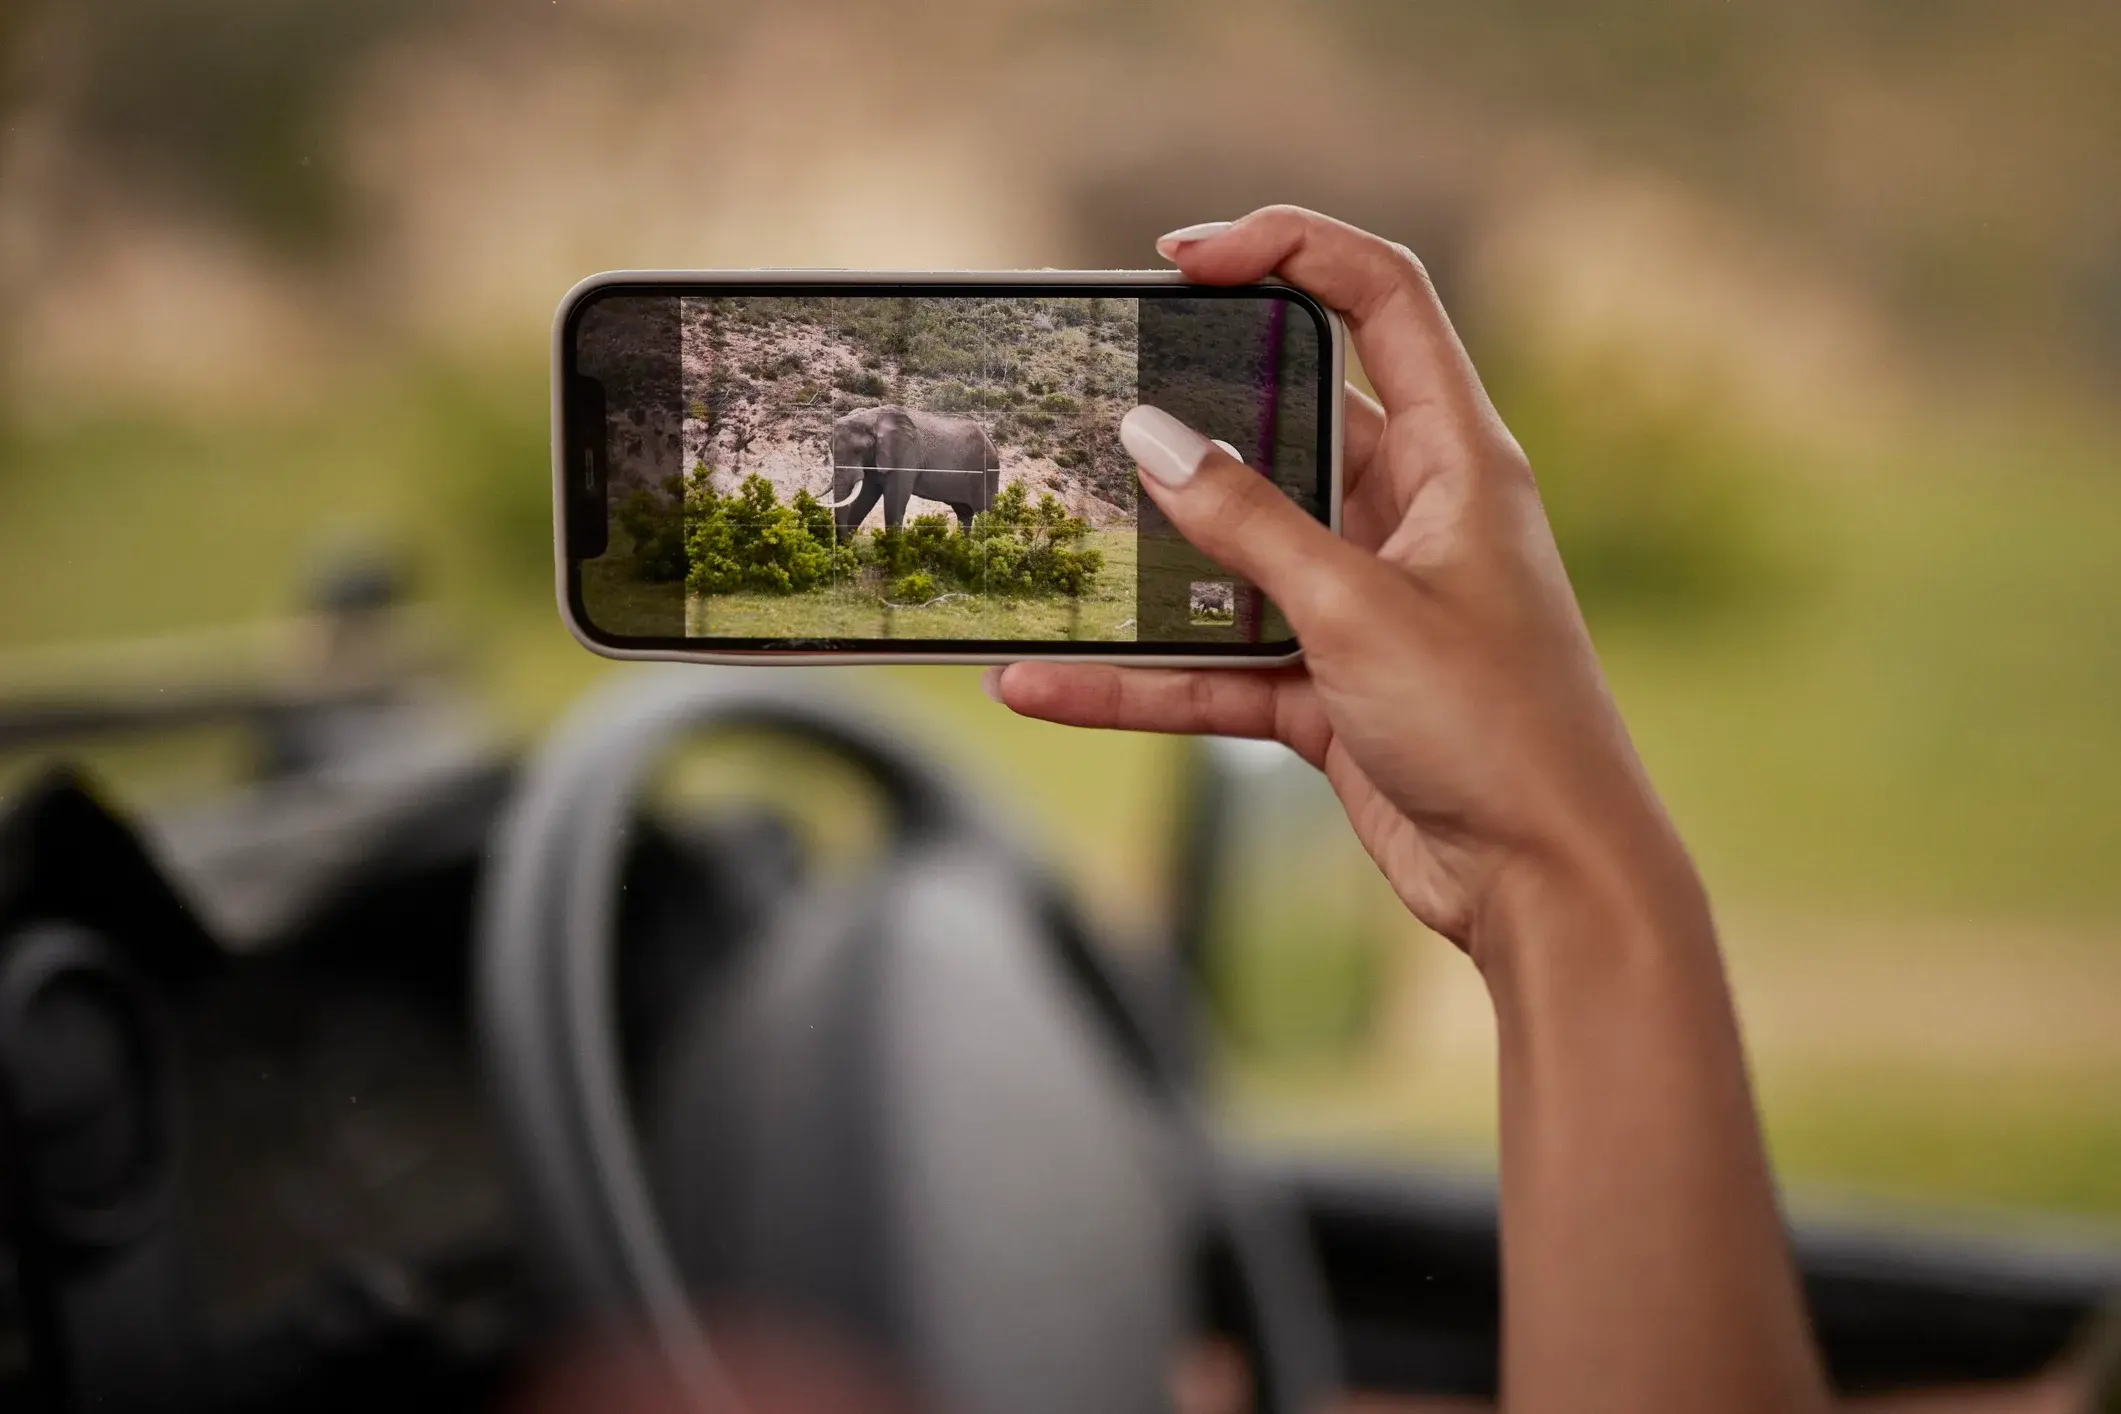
(569, 288), (1324, 651)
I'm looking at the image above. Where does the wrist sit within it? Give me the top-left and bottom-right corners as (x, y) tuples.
(1464, 806), (1716, 991)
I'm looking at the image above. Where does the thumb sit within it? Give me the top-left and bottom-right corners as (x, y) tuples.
(1120, 404), (1357, 627)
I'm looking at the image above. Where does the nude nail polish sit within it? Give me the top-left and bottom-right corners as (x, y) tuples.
(1154, 221), (1235, 260)
(1121, 405), (1211, 488)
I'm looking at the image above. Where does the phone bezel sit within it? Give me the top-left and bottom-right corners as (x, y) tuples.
(552, 269), (1345, 666)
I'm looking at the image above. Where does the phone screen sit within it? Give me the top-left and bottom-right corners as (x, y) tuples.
(559, 283), (1331, 655)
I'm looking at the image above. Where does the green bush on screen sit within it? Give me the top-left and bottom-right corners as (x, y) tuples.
(684, 472), (854, 596)
(668, 469), (1102, 601)
(614, 480), (687, 583)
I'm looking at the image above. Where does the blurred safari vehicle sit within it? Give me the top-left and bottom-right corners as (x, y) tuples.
(0, 581), (2116, 1413)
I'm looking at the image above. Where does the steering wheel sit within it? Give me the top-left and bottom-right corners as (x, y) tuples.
(475, 669), (1340, 1413)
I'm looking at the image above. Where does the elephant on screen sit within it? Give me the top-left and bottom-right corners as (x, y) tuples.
(826, 406), (1001, 537)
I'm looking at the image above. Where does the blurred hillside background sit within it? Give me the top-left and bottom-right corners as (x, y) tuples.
(1, 0), (2116, 1220)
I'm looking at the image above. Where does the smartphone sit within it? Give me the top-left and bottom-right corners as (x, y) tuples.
(551, 272), (1343, 664)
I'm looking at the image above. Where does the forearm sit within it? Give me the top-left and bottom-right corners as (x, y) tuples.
(1013, 204), (1849, 1411)
(1474, 829), (1832, 1414)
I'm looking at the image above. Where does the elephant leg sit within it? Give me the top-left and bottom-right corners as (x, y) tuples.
(952, 502), (976, 533)
(883, 471), (915, 530)
(839, 473), (885, 538)
(876, 418), (923, 532)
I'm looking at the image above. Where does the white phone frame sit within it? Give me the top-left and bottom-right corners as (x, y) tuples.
(551, 269), (1345, 666)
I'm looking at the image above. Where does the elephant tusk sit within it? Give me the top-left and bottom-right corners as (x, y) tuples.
(823, 481), (865, 509)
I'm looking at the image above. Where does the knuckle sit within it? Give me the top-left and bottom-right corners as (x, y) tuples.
(1375, 239), (1435, 301)
(1389, 239), (1433, 285)
(1252, 202), (1316, 231)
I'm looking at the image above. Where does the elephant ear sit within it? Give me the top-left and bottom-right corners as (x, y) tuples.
(874, 407), (921, 468)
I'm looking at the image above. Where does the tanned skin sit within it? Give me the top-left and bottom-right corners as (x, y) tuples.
(989, 205), (1834, 1414)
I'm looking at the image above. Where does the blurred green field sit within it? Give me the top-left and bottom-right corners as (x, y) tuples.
(1222, 912), (2121, 1219)
(1, 356), (2117, 1218)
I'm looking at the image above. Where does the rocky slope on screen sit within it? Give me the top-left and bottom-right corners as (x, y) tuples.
(677, 296), (1138, 529)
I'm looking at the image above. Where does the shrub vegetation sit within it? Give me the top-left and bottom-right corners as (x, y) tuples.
(683, 472), (855, 595)
(631, 470), (1103, 601)
(860, 481), (1103, 597)
(615, 479), (687, 582)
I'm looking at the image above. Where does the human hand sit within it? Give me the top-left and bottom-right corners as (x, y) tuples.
(987, 206), (1698, 956)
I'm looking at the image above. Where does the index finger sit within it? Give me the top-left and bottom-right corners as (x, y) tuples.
(1162, 206), (1491, 437)
(985, 661), (1333, 768)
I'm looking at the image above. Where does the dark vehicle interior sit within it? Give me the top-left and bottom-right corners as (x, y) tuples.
(2, 582), (2117, 1413)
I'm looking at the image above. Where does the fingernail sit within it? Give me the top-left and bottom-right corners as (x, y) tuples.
(1121, 405), (1211, 488)
(980, 664), (1007, 703)
(1154, 220), (1235, 260)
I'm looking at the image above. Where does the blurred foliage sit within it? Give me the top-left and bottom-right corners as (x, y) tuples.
(0, 2), (32, 106)
(1210, 914), (1388, 1064)
(1486, 359), (1795, 621)
(1202, 753), (1399, 1063)
(1762, 1065), (2121, 1220)
(427, 364), (555, 598)
(1328, 0), (2121, 375)
(52, 0), (439, 250)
